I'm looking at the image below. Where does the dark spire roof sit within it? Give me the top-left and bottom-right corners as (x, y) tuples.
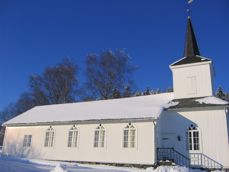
(184, 17), (200, 57)
(171, 17), (210, 66)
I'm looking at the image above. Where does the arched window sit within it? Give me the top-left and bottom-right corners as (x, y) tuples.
(68, 126), (78, 147)
(123, 123), (136, 148)
(187, 125), (200, 151)
(94, 124), (105, 148)
(44, 126), (55, 147)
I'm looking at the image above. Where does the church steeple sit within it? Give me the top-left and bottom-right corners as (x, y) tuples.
(184, 17), (200, 57)
(171, 18), (210, 66)
(170, 6), (214, 99)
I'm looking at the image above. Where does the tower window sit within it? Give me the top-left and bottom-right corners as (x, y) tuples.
(187, 76), (197, 95)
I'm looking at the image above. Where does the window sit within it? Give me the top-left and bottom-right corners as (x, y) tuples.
(68, 126), (78, 147)
(123, 123), (136, 148)
(187, 76), (197, 95)
(94, 124), (105, 148)
(187, 125), (200, 151)
(44, 127), (55, 147)
(23, 135), (32, 147)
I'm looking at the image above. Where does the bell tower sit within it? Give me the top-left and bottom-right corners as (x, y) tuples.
(170, 17), (214, 99)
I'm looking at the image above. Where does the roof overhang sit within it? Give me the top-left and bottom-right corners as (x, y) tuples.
(167, 104), (229, 112)
(3, 117), (156, 127)
(170, 58), (212, 70)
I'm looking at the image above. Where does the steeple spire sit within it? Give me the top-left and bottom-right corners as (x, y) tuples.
(170, 0), (211, 66)
(184, 17), (200, 57)
(184, 0), (200, 57)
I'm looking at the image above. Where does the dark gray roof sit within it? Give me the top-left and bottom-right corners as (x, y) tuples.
(168, 97), (229, 109)
(171, 56), (210, 66)
(171, 18), (211, 66)
(184, 17), (200, 58)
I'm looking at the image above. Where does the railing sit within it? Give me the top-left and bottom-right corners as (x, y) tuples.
(157, 148), (190, 168)
(157, 148), (223, 170)
(190, 153), (223, 170)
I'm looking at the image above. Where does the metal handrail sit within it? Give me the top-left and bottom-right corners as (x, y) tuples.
(157, 148), (223, 170)
(157, 148), (190, 167)
(190, 153), (223, 169)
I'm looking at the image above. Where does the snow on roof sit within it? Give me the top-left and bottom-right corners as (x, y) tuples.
(195, 96), (228, 105)
(170, 55), (211, 67)
(4, 93), (174, 125)
(163, 101), (179, 109)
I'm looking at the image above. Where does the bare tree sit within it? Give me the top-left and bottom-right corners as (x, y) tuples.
(0, 58), (78, 123)
(29, 58), (78, 104)
(123, 85), (132, 97)
(0, 92), (35, 122)
(0, 103), (17, 122)
(85, 49), (136, 99)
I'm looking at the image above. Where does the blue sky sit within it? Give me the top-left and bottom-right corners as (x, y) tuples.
(0, 0), (229, 110)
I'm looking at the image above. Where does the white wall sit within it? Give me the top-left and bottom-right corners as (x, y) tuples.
(3, 121), (155, 165)
(226, 108), (229, 142)
(158, 107), (229, 168)
(170, 62), (214, 99)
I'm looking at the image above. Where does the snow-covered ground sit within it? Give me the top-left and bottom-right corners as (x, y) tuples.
(0, 155), (214, 172)
(0, 155), (143, 172)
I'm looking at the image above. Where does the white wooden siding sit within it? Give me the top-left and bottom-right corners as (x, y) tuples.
(158, 108), (229, 168)
(170, 62), (214, 99)
(3, 121), (155, 165)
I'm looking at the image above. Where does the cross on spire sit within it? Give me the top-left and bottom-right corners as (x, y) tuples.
(187, 0), (194, 18)
(171, 0), (211, 66)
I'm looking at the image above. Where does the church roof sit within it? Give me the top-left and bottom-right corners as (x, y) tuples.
(3, 93), (174, 126)
(171, 18), (211, 66)
(171, 55), (211, 66)
(168, 96), (229, 110)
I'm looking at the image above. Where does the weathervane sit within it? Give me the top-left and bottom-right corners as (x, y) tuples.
(187, 0), (194, 18)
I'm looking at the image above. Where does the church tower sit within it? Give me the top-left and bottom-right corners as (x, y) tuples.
(170, 17), (214, 99)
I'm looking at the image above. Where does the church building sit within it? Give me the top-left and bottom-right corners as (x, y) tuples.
(2, 17), (229, 170)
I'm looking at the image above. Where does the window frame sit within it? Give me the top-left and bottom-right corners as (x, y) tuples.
(123, 123), (136, 148)
(94, 124), (105, 148)
(187, 76), (197, 95)
(187, 125), (201, 152)
(44, 126), (55, 148)
(67, 126), (79, 148)
(23, 135), (32, 147)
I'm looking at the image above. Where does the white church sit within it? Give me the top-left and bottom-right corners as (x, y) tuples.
(2, 17), (229, 170)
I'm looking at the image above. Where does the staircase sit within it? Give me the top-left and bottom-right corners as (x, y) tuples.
(190, 153), (223, 170)
(157, 148), (190, 168)
(157, 148), (223, 170)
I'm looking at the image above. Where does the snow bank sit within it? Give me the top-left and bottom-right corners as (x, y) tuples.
(146, 166), (189, 172)
(195, 97), (228, 105)
(0, 156), (215, 172)
(50, 164), (67, 172)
